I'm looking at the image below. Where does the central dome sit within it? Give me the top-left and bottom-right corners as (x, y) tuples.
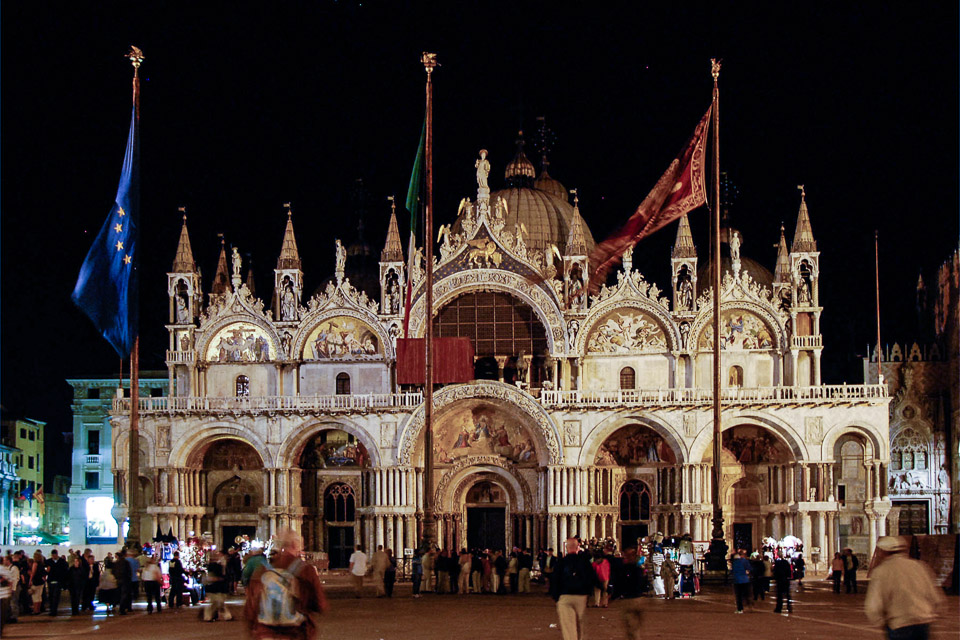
(454, 135), (596, 255)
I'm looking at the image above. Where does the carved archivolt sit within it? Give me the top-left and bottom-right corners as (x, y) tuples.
(293, 306), (394, 362)
(396, 382), (563, 465)
(407, 270), (564, 356)
(689, 300), (785, 354)
(577, 299), (680, 354)
(434, 457), (533, 513)
(196, 310), (282, 364)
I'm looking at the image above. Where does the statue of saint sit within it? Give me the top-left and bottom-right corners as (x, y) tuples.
(475, 150), (490, 190)
(231, 247), (242, 279)
(335, 239), (347, 281)
(281, 280), (298, 321)
(175, 293), (190, 323)
(729, 230), (741, 263)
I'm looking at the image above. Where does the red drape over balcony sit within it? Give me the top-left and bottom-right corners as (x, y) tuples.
(396, 337), (474, 385)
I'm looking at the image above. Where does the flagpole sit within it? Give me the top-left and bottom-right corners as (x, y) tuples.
(874, 231), (884, 386)
(420, 52), (438, 551)
(708, 58), (726, 561)
(126, 47), (143, 548)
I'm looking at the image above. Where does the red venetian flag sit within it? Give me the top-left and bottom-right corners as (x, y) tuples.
(589, 105), (713, 288)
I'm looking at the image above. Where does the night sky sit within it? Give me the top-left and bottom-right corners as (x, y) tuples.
(3, 3), (957, 483)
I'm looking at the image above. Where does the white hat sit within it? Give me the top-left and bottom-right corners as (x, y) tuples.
(876, 536), (907, 553)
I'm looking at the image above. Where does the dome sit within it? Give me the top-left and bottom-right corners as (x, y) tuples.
(484, 186), (596, 255)
(533, 166), (567, 200)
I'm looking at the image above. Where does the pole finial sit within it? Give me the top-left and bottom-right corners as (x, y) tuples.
(710, 58), (721, 80)
(421, 52), (439, 74)
(126, 46), (144, 71)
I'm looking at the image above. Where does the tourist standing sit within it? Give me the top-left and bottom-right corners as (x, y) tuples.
(115, 549), (133, 614)
(348, 544), (367, 598)
(541, 548), (556, 592)
(203, 560), (231, 621)
(244, 529), (328, 640)
(518, 549), (533, 593)
(67, 555), (86, 615)
(661, 554), (678, 601)
(843, 548), (859, 594)
(749, 552), (766, 601)
(507, 550), (519, 593)
(865, 536), (945, 640)
(457, 549), (471, 594)
(81, 550), (100, 612)
(792, 553), (806, 591)
(44, 549), (68, 616)
(28, 552), (46, 614)
(493, 550), (506, 594)
(411, 549), (423, 598)
(422, 547), (435, 592)
(772, 554), (793, 615)
(831, 552), (844, 593)
(592, 550), (611, 607)
(168, 551), (187, 607)
(371, 545), (388, 597)
(470, 551), (482, 593)
(730, 550), (751, 614)
(383, 549), (397, 597)
(97, 558), (119, 613)
(3, 555), (20, 622)
(142, 556), (163, 614)
(125, 548), (141, 609)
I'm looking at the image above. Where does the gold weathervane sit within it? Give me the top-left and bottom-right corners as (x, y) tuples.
(710, 58), (721, 80)
(421, 52), (439, 73)
(126, 46), (145, 70)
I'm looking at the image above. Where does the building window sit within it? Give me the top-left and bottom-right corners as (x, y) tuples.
(85, 472), (99, 490)
(19, 428), (25, 440)
(323, 482), (356, 523)
(619, 480), (651, 521)
(28, 431), (35, 442)
(28, 456), (34, 470)
(336, 373), (351, 395)
(88, 431), (100, 456)
(619, 367), (636, 390)
(87, 388), (100, 400)
(151, 387), (163, 398)
(235, 375), (250, 397)
(728, 365), (744, 387)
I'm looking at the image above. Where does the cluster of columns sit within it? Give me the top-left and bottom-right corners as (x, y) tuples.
(371, 513), (418, 554)
(545, 512), (618, 549)
(546, 466), (620, 506)
(371, 467), (419, 509)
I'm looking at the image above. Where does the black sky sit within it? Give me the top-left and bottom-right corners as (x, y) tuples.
(2, 2), (958, 482)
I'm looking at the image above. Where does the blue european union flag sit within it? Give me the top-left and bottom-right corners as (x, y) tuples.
(72, 102), (140, 358)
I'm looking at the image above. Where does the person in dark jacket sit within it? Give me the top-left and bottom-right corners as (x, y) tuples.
(730, 550), (752, 613)
(616, 546), (648, 640)
(773, 555), (793, 615)
(494, 551), (507, 594)
(44, 550), (69, 616)
(167, 552), (185, 608)
(550, 538), (597, 640)
(81, 550), (100, 612)
(114, 549), (133, 615)
(67, 557), (86, 615)
(749, 553), (766, 601)
(383, 549), (397, 597)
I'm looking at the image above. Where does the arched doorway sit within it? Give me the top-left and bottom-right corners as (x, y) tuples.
(465, 480), (508, 551)
(196, 439), (264, 547)
(703, 424), (794, 552)
(298, 428), (369, 556)
(323, 483), (357, 568)
(595, 424), (678, 548)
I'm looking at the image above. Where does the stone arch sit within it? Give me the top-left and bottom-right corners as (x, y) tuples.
(168, 422), (274, 468)
(688, 412), (808, 463)
(408, 273), (564, 355)
(293, 307), (394, 361)
(196, 316), (282, 364)
(113, 428), (156, 469)
(821, 423), (886, 462)
(578, 412), (688, 466)
(577, 299), (681, 354)
(435, 459), (531, 512)
(690, 301), (785, 353)
(396, 381), (563, 465)
(276, 417), (382, 469)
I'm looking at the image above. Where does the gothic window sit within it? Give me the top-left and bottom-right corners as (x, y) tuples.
(891, 451), (902, 471)
(892, 428), (927, 474)
(235, 375), (250, 397)
(323, 482), (356, 523)
(619, 367), (636, 390)
(619, 480), (651, 521)
(902, 451), (914, 470)
(728, 365), (744, 387)
(915, 451), (926, 470)
(336, 373), (351, 395)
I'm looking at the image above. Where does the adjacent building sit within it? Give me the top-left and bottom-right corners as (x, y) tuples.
(0, 417), (44, 542)
(66, 374), (167, 546)
(112, 138), (891, 568)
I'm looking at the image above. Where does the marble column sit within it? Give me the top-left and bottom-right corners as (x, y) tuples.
(867, 513), (878, 556)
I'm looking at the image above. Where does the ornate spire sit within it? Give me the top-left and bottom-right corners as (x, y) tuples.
(791, 185), (817, 252)
(245, 263), (256, 297)
(565, 189), (587, 256)
(211, 235), (231, 294)
(171, 208), (197, 272)
(277, 204), (301, 270)
(381, 197), (404, 262)
(504, 130), (536, 188)
(774, 223), (791, 283)
(671, 214), (697, 259)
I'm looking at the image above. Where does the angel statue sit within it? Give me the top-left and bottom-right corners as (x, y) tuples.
(437, 223), (453, 257)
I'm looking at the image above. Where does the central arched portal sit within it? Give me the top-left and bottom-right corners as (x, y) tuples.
(464, 479), (509, 551)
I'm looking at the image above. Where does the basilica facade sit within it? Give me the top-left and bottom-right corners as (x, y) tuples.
(112, 143), (891, 569)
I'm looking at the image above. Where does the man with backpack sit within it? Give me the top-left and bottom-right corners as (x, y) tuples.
(245, 528), (328, 640)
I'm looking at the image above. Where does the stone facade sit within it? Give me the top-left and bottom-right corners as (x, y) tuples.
(112, 149), (891, 568)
